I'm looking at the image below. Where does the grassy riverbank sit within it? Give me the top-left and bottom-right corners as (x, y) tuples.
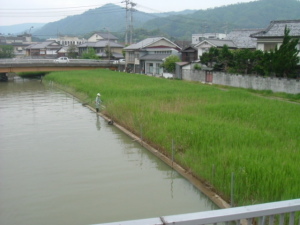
(44, 69), (300, 206)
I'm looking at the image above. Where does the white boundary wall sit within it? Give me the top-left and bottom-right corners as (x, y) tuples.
(182, 69), (300, 94)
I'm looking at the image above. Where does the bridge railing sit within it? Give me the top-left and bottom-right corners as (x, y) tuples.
(0, 58), (114, 65)
(94, 199), (300, 225)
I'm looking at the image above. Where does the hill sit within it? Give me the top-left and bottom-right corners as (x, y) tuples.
(33, 4), (195, 39)
(0, 23), (45, 35)
(18, 0), (300, 41)
(144, 0), (300, 39)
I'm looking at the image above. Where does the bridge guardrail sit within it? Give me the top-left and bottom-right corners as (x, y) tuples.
(94, 199), (300, 225)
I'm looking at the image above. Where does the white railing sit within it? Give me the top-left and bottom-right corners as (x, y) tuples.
(94, 199), (300, 225)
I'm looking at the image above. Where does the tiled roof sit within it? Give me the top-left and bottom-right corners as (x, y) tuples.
(26, 41), (61, 49)
(226, 29), (262, 48)
(195, 39), (237, 48)
(250, 20), (300, 38)
(79, 40), (124, 48)
(124, 37), (180, 50)
(94, 32), (118, 40)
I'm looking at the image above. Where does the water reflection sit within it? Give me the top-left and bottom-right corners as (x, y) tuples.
(96, 115), (101, 131)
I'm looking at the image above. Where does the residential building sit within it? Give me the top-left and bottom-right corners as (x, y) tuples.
(123, 37), (181, 75)
(192, 33), (226, 45)
(226, 29), (263, 49)
(250, 20), (300, 53)
(87, 32), (118, 43)
(194, 39), (237, 58)
(0, 34), (34, 58)
(181, 46), (198, 62)
(78, 40), (124, 59)
(25, 41), (62, 58)
(48, 35), (86, 46)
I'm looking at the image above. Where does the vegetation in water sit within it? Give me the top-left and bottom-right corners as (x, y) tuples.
(44, 69), (300, 206)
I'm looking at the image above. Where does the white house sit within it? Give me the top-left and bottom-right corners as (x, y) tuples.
(250, 20), (300, 55)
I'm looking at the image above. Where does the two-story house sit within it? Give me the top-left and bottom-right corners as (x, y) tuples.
(250, 20), (300, 55)
(123, 37), (181, 75)
(26, 41), (62, 58)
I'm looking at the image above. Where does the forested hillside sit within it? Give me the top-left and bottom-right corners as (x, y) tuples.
(144, 0), (300, 39)
(33, 0), (300, 41)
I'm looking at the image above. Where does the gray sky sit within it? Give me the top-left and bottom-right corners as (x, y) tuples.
(0, 0), (256, 26)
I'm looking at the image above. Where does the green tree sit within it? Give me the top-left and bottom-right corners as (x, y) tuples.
(218, 45), (234, 71)
(271, 26), (300, 78)
(81, 47), (99, 59)
(0, 45), (15, 58)
(161, 55), (181, 73)
(67, 44), (77, 59)
(200, 47), (219, 68)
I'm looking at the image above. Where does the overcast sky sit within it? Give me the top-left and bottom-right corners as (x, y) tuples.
(0, 0), (256, 26)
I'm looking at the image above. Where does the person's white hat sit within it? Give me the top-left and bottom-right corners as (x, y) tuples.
(97, 93), (101, 96)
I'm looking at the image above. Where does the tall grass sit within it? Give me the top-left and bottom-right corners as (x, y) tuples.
(44, 69), (300, 206)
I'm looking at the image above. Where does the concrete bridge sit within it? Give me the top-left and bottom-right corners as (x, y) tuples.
(0, 58), (122, 73)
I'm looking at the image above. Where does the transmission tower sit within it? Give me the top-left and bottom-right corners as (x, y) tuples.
(122, 0), (136, 45)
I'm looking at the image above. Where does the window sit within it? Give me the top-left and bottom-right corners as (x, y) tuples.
(129, 52), (135, 61)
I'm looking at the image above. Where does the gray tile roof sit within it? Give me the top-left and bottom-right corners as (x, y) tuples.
(195, 39), (237, 48)
(250, 20), (300, 38)
(124, 37), (180, 50)
(79, 40), (124, 48)
(26, 41), (61, 49)
(226, 29), (263, 48)
(94, 32), (118, 40)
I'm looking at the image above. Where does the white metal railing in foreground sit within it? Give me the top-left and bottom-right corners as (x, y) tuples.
(94, 199), (300, 225)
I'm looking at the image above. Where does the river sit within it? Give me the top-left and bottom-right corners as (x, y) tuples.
(0, 77), (218, 225)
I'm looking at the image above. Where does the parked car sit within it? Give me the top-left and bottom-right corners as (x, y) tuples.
(112, 59), (125, 64)
(54, 57), (69, 63)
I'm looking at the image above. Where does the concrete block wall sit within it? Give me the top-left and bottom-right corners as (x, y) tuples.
(182, 69), (300, 94)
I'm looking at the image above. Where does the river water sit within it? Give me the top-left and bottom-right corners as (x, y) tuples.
(0, 78), (218, 225)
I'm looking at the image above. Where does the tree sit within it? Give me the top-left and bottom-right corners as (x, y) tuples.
(161, 55), (181, 73)
(200, 47), (219, 68)
(0, 45), (15, 58)
(67, 44), (77, 59)
(218, 45), (234, 71)
(81, 47), (99, 59)
(271, 26), (300, 78)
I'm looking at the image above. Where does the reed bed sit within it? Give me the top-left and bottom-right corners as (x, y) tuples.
(44, 69), (300, 206)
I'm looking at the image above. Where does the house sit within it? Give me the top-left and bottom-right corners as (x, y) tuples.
(250, 20), (300, 53)
(78, 40), (124, 59)
(26, 41), (62, 58)
(48, 35), (86, 46)
(0, 34), (34, 58)
(87, 32), (118, 43)
(192, 33), (226, 45)
(181, 45), (198, 62)
(194, 39), (237, 58)
(123, 37), (181, 75)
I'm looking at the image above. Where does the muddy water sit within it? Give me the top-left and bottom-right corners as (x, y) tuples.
(0, 78), (218, 225)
